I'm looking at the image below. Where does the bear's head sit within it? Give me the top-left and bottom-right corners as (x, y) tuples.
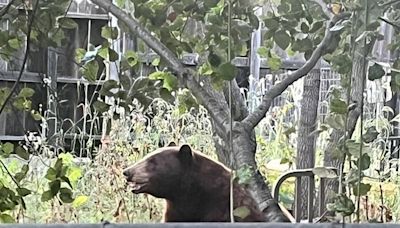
(123, 143), (194, 199)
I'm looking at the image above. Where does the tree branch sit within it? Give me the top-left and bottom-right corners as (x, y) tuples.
(379, 16), (400, 30)
(0, 0), (38, 115)
(91, 0), (229, 135)
(0, 0), (16, 18)
(242, 14), (349, 130)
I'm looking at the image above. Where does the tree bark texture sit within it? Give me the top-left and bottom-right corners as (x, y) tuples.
(296, 68), (321, 219)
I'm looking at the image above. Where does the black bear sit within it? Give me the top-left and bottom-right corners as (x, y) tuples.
(122, 143), (265, 222)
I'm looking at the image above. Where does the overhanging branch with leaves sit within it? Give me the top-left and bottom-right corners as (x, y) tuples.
(242, 13), (350, 131)
(90, 0), (230, 136)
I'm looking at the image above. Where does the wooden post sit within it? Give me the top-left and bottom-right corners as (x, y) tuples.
(248, 7), (262, 112)
(47, 47), (58, 150)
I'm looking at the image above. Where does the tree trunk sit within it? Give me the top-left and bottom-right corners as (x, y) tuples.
(232, 123), (290, 222)
(296, 68), (321, 219)
(323, 40), (376, 214)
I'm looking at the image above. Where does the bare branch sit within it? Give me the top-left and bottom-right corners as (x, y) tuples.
(242, 14), (350, 130)
(379, 16), (400, 30)
(91, 0), (230, 135)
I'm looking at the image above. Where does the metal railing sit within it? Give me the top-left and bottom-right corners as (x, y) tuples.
(273, 167), (338, 223)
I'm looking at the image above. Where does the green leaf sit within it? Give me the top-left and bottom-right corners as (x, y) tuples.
(14, 165), (29, 182)
(300, 22), (309, 33)
(346, 139), (361, 158)
(16, 187), (31, 197)
(0, 213), (15, 223)
(98, 46), (119, 62)
(59, 188), (74, 203)
(363, 126), (379, 143)
(257, 47), (268, 58)
(162, 74), (178, 91)
(60, 176), (73, 189)
(327, 193), (355, 216)
(151, 57), (160, 67)
(357, 154), (371, 171)
(277, 1), (290, 13)
(58, 17), (78, 29)
(72, 195), (88, 208)
(198, 62), (213, 75)
(288, 0), (302, 12)
(273, 30), (291, 50)
(18, 88), (35, 98)
(217, 62), (237, 81)
(8, 38), (21, 49)
(368, 63), (385, 81)
(296, 38), (313, 52)
(82, 60), (99, 82)
(353, 183), (371, 196)
(41, 190), (54, 202)
(233, 206), (251, 219)
(75, 48), (86, 63)
(12, 97), (31, 111)
(1, 142), (14, 156)
(54, 158), (63, 173)
(93, 100), (111, 113)
(97, 46), (109, 60)
(116, 0), (126, 7)
(101, 26), (118, 40)
(208, 52), (222, 67)
(67, 167), (82, 183)
(99, 80), (119, 96)
(119, 73), (133, 89)
(31, 110), (43, 121)
(267, 56), (282, 71)
(235, 165), (252, 185)
(325, 114), (345, 130)
(280, 157), (290, 164)
(309, 21), (324, 33)
(49, 180), (61, 196)
(264, 18), (279, 31)
(344, 168), (362, 185)
(148, 71), (177, 91)
(109, 48), (119, 61)
(15, 146), (29, 160)
(59, 153), (74, 165)
(124, 51), (138, 67)
(330, 98), (347, 114)
(45, 168), (57, 181)
(312, 167), (337, 178)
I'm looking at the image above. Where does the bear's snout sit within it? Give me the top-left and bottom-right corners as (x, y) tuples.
(123, 167), (136, 180)
(122, 168), (129, 177)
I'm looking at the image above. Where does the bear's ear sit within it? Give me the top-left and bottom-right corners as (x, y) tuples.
(178, 144), (193, 164)
(167, 141), (176, 147)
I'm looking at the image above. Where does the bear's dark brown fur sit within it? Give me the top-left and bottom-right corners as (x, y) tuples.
(123, 143), (265, 222)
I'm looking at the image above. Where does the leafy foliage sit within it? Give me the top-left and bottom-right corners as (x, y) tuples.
(0, 0), (400, 224)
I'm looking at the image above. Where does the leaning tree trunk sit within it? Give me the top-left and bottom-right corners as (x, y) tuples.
(212, 112), (290, 222)
(296, 67), (321, 219)
(323, 40), (376, 214)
